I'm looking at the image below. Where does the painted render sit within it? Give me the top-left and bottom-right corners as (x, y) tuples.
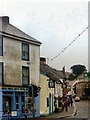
(0, 16), (41, 119)
(1, 37), (40, 86)
(40, 73), (55, 116)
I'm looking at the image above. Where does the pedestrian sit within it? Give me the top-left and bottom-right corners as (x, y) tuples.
(69, 95), (73, 107)
(68, 99), (70, 107)
(67, 96), (70, 107)
(64, 99), (68, 112)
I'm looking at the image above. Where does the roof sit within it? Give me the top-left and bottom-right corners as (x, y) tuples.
(0, 16), (41, 46)
(40, 63), (65, 82)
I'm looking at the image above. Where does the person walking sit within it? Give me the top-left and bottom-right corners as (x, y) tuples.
(69, 95), (73, 107)
(64, 99), (68, 112)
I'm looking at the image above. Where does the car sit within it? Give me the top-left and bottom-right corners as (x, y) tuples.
(75, 96), (80, 102)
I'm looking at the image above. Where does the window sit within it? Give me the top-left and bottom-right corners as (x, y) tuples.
(22, 96), (33, 113)
(0, 62), (3, 85)
(0, 36), (3, 56)
(16, 96), (19, 109)
(3, 96), (11, 115)
(22, 66), (29, 86)
(22, 43), (29, 61)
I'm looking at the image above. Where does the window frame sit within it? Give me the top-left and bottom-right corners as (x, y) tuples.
(0, 35), (3, 56)
(22, 66), (29, 86)
(22, 43), (29, 61)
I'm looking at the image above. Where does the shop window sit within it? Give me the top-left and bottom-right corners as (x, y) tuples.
(3, 96), (11, 115)
(22, 66), (29, 86)
(0, 36), (3, 56)
(16, 96), (19, 110)
(22, 96), (34, 113)
(22, 43), (29, 61)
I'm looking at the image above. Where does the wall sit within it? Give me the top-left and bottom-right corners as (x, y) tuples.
(30, 45), (40, 86)
(40, 73), (48, 115)
(1, 36), (40, 86)
(0, 88), (2, 120)
(40, 73), (55, 115)
(88, 2), (90, 70)
(3, 37), (21, 85)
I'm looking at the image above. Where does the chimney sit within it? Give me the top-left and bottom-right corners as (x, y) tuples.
(0, 16), (9, 24)
(40, 57), (46, 64)
(62, 66), (65, 74)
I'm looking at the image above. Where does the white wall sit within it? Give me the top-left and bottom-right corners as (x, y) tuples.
(1, 36), (40, 86)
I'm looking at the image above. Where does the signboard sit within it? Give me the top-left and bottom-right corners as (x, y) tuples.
(48, 81), (55, 88)
(11, 111), (17, 117)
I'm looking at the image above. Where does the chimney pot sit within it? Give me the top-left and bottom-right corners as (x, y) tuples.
(40, 57), (46, 64)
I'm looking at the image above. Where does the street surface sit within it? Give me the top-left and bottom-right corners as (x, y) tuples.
(39, 100), (90, 120)
(71, 100), (90, 119)
(60, 100), (90, 120)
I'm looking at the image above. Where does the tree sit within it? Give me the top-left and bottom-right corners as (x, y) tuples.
(70, 64), (86, 76)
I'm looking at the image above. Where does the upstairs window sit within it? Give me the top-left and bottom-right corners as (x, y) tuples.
(0, 36), (3, 56)
(22, 43), (29, 61)
(22, 66), (29, 86)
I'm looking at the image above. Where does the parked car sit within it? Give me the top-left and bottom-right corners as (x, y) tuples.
(75, 96), (80, 102)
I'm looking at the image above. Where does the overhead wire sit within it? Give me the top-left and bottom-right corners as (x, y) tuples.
(48, 26), (89, 62)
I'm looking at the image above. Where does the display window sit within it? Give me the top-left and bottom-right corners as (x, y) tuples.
(3, 96), (11, 115)
(22, 96), (34, 113)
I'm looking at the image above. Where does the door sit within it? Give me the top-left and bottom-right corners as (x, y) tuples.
(49, 93), (51, 114)
(52, 94), (54, 113)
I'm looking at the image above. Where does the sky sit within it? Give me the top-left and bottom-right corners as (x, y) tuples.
(0, 0), (89, 71)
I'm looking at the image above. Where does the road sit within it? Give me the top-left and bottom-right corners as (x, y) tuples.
(72, 100), (90, 118)
(59, 100), (90, 120)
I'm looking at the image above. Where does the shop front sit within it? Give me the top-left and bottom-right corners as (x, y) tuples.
(2, 86), (36, 119)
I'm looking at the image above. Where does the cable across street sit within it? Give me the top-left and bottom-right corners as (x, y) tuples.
(48, 26), (89, 62)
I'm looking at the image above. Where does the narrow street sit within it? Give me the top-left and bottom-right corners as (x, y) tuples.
(60, 100), (90, 120)
(71, 100), (90, 119)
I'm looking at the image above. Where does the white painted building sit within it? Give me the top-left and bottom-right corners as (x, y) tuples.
(0, 16), (41, 119)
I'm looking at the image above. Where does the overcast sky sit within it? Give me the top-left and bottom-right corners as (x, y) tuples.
(0, 0), (89, 71)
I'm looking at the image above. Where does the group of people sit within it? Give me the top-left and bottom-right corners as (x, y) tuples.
(63, 95), (73, 112)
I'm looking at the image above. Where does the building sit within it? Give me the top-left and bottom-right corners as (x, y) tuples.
(0, 16), (41, 119)
(75, 80), (90, 99)
(71, 72), (90, 99)
(40, 58), (64, 116)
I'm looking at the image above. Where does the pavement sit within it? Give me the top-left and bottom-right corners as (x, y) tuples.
(40, 100), (77, 119)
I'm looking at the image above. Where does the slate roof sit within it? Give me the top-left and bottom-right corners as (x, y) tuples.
(0, 16), (41, 46)
(40, 63), (65, 82)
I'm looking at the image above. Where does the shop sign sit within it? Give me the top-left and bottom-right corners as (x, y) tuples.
(48, 81), (55, 88)
(11, 111), (17, 117)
